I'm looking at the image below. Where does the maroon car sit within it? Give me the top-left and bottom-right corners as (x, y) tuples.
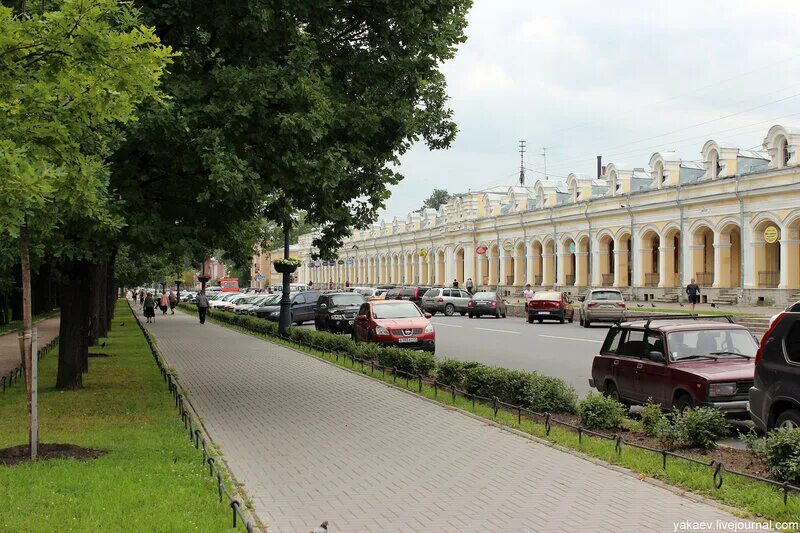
(352, 300), (435, 352)
(527, 291), (575, 324)
(589, 317), (757, 417)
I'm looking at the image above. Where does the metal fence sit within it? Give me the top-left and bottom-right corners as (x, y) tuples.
(235, 320), (799, 508)
(1, 337), (59, 395)
(132, 305), (254, 532)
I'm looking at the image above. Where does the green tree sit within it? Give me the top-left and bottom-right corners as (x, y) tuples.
(419, 189), (452, 212)
(0, 0), (172, 407)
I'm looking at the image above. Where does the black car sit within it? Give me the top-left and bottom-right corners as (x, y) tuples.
(749, 311), (800, 430)
(315, 292), (365, 333)
(255, 290), (322, 325)
(467, 291), (507, 318)
(397, 286), (431, 306)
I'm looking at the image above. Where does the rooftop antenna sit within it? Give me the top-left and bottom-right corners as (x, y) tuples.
(518, 140), (526, 186)
(541, 146), (548, 180)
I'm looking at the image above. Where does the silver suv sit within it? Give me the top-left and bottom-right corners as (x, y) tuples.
(578, 288), (627, 328)
(422, 288), (472, 316)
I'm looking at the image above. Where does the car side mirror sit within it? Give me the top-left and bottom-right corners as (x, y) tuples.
(319, 303), (327, 310)
(424, 312), (432, 319)
(647, 351), (666, 363)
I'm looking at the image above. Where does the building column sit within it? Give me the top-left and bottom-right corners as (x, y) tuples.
(713, 242), (731, 288)
(498, 253), (507, 287)
(595, 250), (607, 286)
(525, 252), (535, 286)
(742, 227), (755, 288)
(658, 245), (674, 287)
(464, 246), (475, 285)
(556, 250), (568, 286)
(779, 237), (796, 289)
(445, 248), (455, 283)
(513, 250), (525, 286)
(575, 251), (588, 286)
(613, 249), (628, 287)
(542, 252), (554, 286)
(476, 253), (485, 287)
(417, 255), (424, 284)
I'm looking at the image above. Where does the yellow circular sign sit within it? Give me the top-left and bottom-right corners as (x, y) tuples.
(418, 250), (427, 258)
(764, 226), (779, 244)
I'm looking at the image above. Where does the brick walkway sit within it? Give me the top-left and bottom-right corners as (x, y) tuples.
(0, 317), (60, 380)
(142, 306), (761, 533)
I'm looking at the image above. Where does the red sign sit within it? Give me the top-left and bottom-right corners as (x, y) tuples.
(476, 246), (487, 255)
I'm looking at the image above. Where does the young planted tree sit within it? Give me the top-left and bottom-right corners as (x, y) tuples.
(0, 0), (171, 424)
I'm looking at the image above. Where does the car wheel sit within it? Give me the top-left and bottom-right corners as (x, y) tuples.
(429, 310), (437, 316)
(537, 319), (543, 323)
(494, 311), (500, 318)
(559, 315), (565, 324)
(444, 304), (455, 316)
(673, 393), (693, 412)
(604, 381), (622, 402)
(775, 409), (800, 429)
(527, 315), (534, 324)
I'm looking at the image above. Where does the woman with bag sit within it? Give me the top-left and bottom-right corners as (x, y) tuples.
(143, 293), (156, 323)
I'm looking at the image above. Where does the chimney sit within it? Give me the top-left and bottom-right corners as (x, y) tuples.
(596, 156), (602, 179)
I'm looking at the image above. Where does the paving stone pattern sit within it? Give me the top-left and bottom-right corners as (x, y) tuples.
(144, 307), (760, 533)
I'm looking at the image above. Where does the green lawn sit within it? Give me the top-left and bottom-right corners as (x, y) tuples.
(0, 301), (237, 532)
(204, 312), (800, 523)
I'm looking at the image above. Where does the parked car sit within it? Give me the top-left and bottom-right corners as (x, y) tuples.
(355, 287), (386, 301)
(397, 286), (431, 306)
(352, 300), (435, 352)
(235, 294), (278, 314)
(254, 291), (322, 324)
(578, 288), (627, 327)
(383, 287), (401, 300)
(590, 317), (757, 417)
(315, 292), (366, 333)
(209, 292), (246, 310)
(466, 291), (507, 318)
(749, 311), (800, 430)
(527, 291), (574, 324)
(422, 287), (472, 316)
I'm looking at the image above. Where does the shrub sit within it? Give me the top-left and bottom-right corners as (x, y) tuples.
(640, 400), (666, 437)
(462, 364), (512, 400)
(674, 407), (730, 450)
(436, 359), (481, 387)
(375, 346), (434, 376)
(461, 364), (578, 414)
(578, 392), (627, 430)
(655, 417), (682, 451)
(757, 428), (800, 484)
(522, 374), (578, 414)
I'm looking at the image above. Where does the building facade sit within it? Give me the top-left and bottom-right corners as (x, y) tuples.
(250, 244), (301, 288)
(293, 125), (800, 305)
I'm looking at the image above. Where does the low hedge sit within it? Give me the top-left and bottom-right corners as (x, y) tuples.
(183, 304), (577, 414)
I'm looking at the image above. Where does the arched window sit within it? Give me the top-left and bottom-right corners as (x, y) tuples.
(653, 162), (665, 186)
(709, 150), (720, 178)
(781, 137), (790, 167)
(569, 180), (577, 201)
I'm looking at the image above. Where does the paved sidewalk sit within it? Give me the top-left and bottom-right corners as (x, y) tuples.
(0, 317), (60, 379)
(142, 307), (762, 532)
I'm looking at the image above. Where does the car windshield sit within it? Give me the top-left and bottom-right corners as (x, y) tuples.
(472, 292), (496, 301)
(372, 302), (422, 319)
(532, 291), (560, 300)
(668, 329), (758, 361)
(330, 294), (364, 306)
(590, 291), (622, 301)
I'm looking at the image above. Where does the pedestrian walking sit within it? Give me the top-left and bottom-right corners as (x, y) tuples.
(452, 279), (459, 289)
(139, 290), (145, 309)
(523, 283), (534, 300)
(158, 291), (169, 315)
(168, 290), (177, 314)
(308, 280), (313, 289)
(329, 279), (334, 290)
(686, 278), (701, 311)
(345, 280), (350, 288)
(195, 290), (210, 324)
(143, 293), (156, 323)
(465, 277), (474, 294)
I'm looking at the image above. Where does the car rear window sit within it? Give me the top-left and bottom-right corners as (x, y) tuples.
(602, 328), (623, 354)
(372, 302), (422, 319)
(590, 291), (622, 301)
(786, 321), (800, 364)
(400, 288), (416, 297)
(330, 294), (364, 306)
(472, 292), (495, 300)
(532, 291), (561, 300)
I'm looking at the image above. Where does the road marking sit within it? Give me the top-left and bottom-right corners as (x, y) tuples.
(538, 334), (602, 343)
(475, 327), (520, 334)
(432, 322), (463, 328)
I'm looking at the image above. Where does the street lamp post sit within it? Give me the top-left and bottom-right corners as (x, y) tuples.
(352, 244), (359, 284)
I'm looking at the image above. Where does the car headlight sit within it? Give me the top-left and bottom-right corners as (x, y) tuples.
(270, 311), (280, 317)
(330, 314), (345, 320)
(375, 326), (389, 336)
(424, 323), (434, 334)
(708, 382), (737, 397)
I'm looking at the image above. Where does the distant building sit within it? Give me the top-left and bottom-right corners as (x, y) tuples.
(251, 244), (301, 288)
(294, 124), (800, 306)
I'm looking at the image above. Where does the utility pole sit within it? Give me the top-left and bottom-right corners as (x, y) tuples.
(518, 140), (526, 186)
(541, 147), (548, 180)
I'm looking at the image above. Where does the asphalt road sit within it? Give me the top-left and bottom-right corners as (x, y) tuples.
(429, 314), (608, 398)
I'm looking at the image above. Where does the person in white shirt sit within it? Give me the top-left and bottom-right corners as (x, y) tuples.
(523, 284), (534, 300)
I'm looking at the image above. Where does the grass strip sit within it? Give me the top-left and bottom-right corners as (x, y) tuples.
(199, 309), (799, 523)
(0, 301), (238, 532)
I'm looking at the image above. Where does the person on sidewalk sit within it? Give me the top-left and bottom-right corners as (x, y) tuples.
(195, 291), (210, 324)
(139, 290), (145, 309)
(523, 284), (534, 300)
(168, 290), (177, 314)
(465, 277), (474, 294)
(143, 293), (156, 323)
(686, 278), (701, 311)
(452, 279), (459, 289)
(158, 291), (169, 315)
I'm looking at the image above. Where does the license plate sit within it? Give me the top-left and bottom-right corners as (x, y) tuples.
(538, 311), (550, 315)
(348, 320), (354, 325)
(398, 337), (418, 343)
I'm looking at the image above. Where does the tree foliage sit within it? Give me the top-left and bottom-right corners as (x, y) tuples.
(419, 189), (452, 212)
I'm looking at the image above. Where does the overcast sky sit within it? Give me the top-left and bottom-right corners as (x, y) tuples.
(380, 0), (800, 218)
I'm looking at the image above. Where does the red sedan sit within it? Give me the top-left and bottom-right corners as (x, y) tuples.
(352, 300), (435, 352)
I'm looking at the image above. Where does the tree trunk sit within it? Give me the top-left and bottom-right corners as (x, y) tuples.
(105, 249), (117, 333)
(56, 260), (90, 390)
(19, 225), (37, 460)
(88, 260), (103, 347)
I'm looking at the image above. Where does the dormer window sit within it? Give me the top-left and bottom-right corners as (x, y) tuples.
(708, 150), (720, 179)
(652, 162), (665, 186)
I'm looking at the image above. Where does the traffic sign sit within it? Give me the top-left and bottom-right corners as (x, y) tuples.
(764, 226), (779, 244)
(255, 274), (265, 282)
(418, 250), (428, 257)
(346, 258), (354, 265)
